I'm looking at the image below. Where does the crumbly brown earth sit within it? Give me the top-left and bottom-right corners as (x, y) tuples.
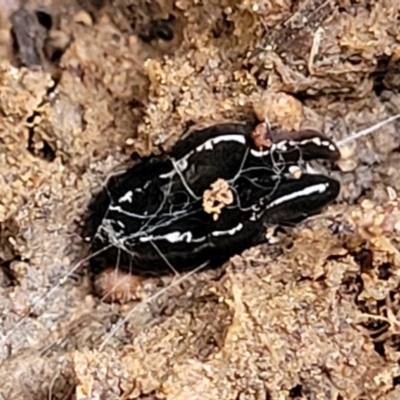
(1, 0), (400, 399)
(202, 178), (234, 220)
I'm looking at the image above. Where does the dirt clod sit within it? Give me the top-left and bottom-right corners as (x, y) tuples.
(202, 178), (234, 220)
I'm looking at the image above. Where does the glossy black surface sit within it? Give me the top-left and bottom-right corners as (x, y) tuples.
(86, 123), (341, 276)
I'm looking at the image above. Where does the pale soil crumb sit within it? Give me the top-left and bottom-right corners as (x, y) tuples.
(202, 178), (234, 221)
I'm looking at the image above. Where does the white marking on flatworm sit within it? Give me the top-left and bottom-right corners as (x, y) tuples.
(288, 137), (334, 149)
(250, 147), (272, 157)
(305, 163), (321, 175)
(192, 236), (206, 243)
(211, 223), (243, 237)
(118, 191), (133, 203)
(195, 134), (246, 152)
(159, 134), (246, 179)
(266, 183), (328, 210)
(311, 137), (321, 146)
(139, 230), (193, 243)
(276, 141), (288, 150)
(159, 170), (175, 179)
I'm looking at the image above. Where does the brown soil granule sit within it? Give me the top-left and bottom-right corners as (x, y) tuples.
(202, 178), (234, 221)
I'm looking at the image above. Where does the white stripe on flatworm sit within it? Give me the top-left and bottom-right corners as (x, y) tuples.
(195, 134), (246, 152)
(139, 231), (193, 243)
(211, 223), (243, 237)
(266, 182), (329, 210)
(305, 163), (321, 175)
(250, 148), (270, 157)
(160, 134), (246, 179)
(276, 141), (288, 151)
(250, 144), (275, 157)
(250, 135), (337, 158)
(138, 223), (245, 244)
(289, 137), (324, 147)
(118, 190), (133, 203)
(159, 170), (175, 179)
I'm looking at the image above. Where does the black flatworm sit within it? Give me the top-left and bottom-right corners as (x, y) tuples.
(85, 123), (340, 276)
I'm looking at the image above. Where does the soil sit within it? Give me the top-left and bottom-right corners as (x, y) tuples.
(1, 0), (400, 399)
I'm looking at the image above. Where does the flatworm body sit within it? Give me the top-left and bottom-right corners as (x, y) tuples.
(87, 123), (340, 276)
